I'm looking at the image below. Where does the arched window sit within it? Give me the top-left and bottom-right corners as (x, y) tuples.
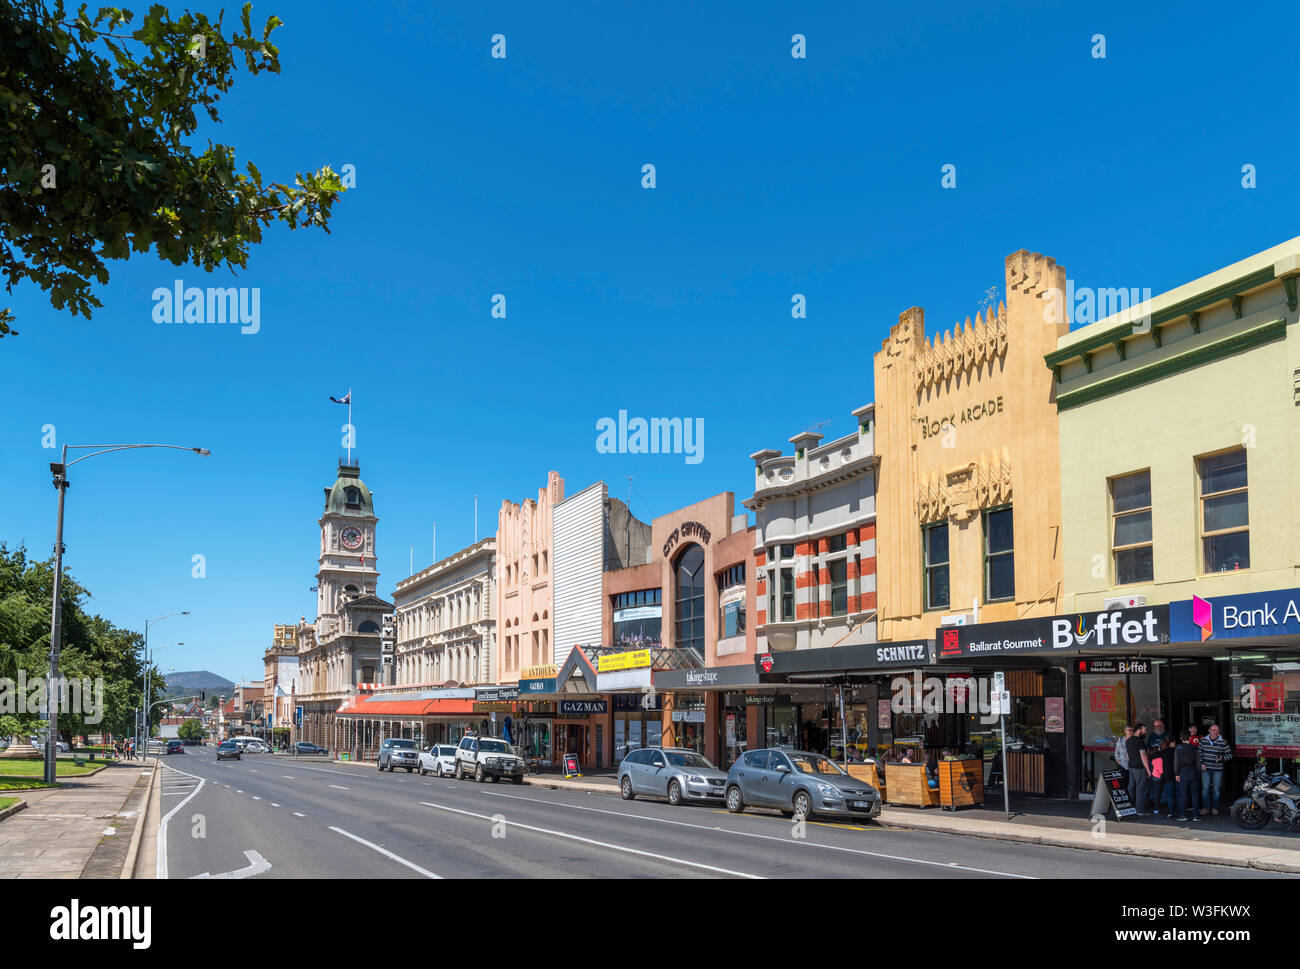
(358, 620), (380, 634)
(674, 544), (706, 656)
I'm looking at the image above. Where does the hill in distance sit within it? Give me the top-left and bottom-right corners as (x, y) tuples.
(161, 671), (236, 698)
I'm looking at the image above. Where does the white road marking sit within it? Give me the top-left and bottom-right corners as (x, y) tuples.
(157, 764), (206, 880)
(329, 826), (441, 879)
(281, 775), (295, 779)
(251, 796), (262, 800)
(479, 791), (1036, 879)
(293, 812), (306, 818)
(271, 803), (280, 808)
(329, 785), (350, 791)
(192, 849), (272, 879)
(419, 801), (764, 879)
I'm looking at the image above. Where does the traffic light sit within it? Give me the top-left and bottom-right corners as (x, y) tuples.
(200, 691), (206, 701)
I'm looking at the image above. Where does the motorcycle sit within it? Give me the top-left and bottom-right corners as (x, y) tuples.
(1231, 762), (1300, 830)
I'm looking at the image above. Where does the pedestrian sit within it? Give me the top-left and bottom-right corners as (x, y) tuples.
(1198, 722), (1232, 816)
(1154, 737), (1177, 817)
(1114, 725), (1133, 772)
(1125, 722), (1153, 814)
(1148, 718), (1170, 752)
(1174, 729), (1201, 822)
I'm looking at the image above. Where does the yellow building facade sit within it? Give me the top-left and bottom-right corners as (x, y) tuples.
(874, 250), (1069, 641)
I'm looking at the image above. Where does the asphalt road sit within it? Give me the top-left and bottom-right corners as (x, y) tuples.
(156, 746), (1289, 879)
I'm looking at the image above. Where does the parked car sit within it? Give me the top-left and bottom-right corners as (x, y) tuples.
(377, 737), (420, 772)
(418, 744), (458, 777)
(166, 739), (185, 755)
(453, 735), (525, 783)
(724, 749), (881, 823)
(216, 740), (242, 761)
(182, 737), (199, 746)
(619, 747), (728, 806)
(231, 737), (268, 753)
(292, 741), (329, 756)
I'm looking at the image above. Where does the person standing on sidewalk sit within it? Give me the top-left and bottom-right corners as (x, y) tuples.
(1126, 723), (1153, 814)
(1114, 725), (1133, 787)
(1174, 729), (1201, 822)
(1198, 723), (1232, 816)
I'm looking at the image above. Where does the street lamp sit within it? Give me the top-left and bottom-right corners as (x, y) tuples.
(141, 638), (185, 758)
(44, 443), (208, 784)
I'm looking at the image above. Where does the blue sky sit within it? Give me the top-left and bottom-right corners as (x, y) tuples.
(4, 1), (1298, 683)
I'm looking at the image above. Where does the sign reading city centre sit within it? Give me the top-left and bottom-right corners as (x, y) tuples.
(938, 605), (1170, 659)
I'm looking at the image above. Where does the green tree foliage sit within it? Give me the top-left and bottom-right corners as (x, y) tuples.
(0, 543), (157, 742)
(0, 1), (345, 336)
(177, 717), (203, 741)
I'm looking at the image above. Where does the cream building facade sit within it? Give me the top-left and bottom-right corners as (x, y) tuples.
(497, 471), (565, 683)
(393, 537), (497, 686)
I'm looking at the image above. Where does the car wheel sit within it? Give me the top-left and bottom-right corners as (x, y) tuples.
(491, 774), (500, 783)
(726, 785), (745, 814)
(475, 764), (486, 783)
(620, 776), (636, 800)
(377, 761), (384, 772)
(454, 762), (463, 780)
(793, 790), (813, 822)
(419, 766), (427, 776)
(668, 780), (683, 807)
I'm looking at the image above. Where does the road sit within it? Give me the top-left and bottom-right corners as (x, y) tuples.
(156, 746), (1286, 879)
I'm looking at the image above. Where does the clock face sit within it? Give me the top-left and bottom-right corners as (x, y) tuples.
(340, 526), (364, 550)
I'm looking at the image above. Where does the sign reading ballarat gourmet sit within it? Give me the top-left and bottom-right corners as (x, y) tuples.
(475, 686), (521, 702)
(938, 605), (1170, 659)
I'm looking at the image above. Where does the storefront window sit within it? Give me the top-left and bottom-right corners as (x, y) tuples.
(613, 588), (662, 649)
(675, 545), (706, 655)
(924, 521), (949, 610)
(1199, 449), (1250, 573)
(767, 704), (797, 749)
(983, 506), (1014, 602)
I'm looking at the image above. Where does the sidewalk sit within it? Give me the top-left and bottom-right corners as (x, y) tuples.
(0, 759), (156, 879)
(517, 773), (1300, 873)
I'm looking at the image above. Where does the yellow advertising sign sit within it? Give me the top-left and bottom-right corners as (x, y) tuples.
(597, 649), (652, 673)
(522, 664), (558, 680)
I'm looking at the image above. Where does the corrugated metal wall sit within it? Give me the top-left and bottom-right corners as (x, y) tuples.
(552, 481), (608, 668)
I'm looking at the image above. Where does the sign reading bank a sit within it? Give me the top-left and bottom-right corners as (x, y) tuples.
(1171, 588), (1300, 643)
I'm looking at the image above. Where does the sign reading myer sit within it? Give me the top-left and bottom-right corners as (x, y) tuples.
(597, 649), (652, 673)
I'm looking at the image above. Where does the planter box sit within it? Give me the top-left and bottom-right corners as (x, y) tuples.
(938, 759), (983, 810)
(885, 764), (939, 808)
(845, 763), (885, 801)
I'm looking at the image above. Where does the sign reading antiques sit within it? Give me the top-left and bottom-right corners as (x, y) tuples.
(938, 606), (1170, 659)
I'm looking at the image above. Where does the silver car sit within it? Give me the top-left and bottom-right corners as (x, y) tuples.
(378, 737), (420, 772)
(725, 749), (881, 822)
(619, 747), (728, 806)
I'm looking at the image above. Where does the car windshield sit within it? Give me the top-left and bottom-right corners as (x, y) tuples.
(789, 754), (848, 777)
(665, 752), (714, 769)
(389, 740), (416, 749)
(479, 740), (513, 754)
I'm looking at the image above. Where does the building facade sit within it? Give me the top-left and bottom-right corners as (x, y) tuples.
(393, 537), (497, 687)
(497, 471), (564, 685)
(1045, 235), (1300, 795)
(263, 624), (301, 745)
(296, 461), (394, 751)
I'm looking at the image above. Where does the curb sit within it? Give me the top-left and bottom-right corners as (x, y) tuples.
(0, 799), (28, 823)
(870, 812), (1300, 874)
(121, 762), (159, 880)
(520, 777), (1300, 873)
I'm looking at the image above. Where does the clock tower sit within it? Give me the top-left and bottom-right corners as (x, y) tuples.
(316, 462), (380, 620)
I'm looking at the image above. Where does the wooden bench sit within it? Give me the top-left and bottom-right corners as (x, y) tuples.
(885, 763), (940, 808)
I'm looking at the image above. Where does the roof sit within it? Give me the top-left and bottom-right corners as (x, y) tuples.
(324, 463), (375, 517)
(335, 692), (477, 718)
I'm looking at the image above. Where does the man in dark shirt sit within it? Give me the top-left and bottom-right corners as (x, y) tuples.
(1125, 722), (1153, 814)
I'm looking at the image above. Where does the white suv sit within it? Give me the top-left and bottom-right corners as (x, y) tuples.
(453, 735), (525, 784)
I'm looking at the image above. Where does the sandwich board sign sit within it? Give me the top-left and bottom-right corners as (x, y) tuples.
(1090, 767), (1136, 820)
(563, 753), (581, 778)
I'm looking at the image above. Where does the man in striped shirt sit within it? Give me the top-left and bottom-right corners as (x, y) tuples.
(1197, 723), (1233, 815)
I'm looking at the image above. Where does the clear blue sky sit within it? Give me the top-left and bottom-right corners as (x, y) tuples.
(4, 1), (1297, 683)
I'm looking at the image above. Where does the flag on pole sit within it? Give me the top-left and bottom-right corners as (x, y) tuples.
(330, 392), (351, 404)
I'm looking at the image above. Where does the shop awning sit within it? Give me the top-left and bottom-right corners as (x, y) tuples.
(335, 693), (476, 717)
(754, 640), (934, 678)
(654, 664), (765, 690)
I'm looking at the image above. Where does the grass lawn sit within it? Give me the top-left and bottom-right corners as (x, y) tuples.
(0, 796), (19, 810)
(0, 760), (104, 787)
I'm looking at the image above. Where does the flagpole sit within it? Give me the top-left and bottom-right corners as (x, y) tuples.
(347, 388), (353, 464)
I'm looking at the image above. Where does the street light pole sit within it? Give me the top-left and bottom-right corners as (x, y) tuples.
(43, 442), (208, 784)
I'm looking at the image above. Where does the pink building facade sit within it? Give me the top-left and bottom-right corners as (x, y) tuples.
(496, 470), (565, 683)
